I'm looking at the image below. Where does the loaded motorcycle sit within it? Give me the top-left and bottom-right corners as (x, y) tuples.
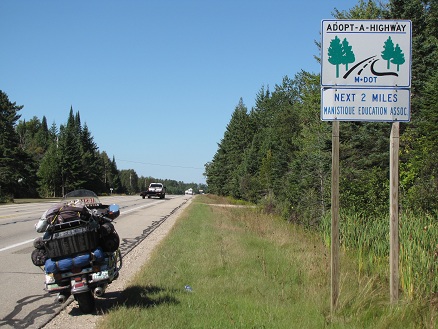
(31, 189), (122, 313)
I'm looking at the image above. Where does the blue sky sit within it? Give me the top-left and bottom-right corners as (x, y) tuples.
(1, 0), (360, 184)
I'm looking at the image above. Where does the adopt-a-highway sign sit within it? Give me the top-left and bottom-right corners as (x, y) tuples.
(321, 88), (410, 122)
(321, 20), (412, 88)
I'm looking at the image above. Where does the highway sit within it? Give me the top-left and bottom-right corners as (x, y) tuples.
(0, 194), (190, 329)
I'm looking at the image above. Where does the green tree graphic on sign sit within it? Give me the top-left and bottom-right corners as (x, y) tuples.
(328, 36), (356, 78)
(391, 44), (405, 71)
(381, 36), (395, 69)
(328, 36), (343, 78)
(342, 38), (355, 70)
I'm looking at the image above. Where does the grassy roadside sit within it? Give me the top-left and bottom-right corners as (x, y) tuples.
(97, 195), (435, 328)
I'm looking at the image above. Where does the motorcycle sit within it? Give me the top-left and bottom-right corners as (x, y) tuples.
(31, 189), (122, 313)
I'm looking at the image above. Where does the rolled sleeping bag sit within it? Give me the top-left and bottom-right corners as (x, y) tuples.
(44, 247), (105, 273)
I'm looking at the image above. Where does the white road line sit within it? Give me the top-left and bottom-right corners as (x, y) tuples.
(121, 200), (164, 214)
(0, 200), (164, 253)
(0, 239), (34, 252)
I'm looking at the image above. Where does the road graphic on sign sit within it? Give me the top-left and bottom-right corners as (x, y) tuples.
(343, 55), (399, 80)
(327, 35), (406, 79)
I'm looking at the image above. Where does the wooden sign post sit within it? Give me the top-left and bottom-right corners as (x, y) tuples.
(390, 122), (400, 303)
(331, 121), (340, 312)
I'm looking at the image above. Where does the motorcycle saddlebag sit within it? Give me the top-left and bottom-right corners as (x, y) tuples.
(44, 226), (98, 259)
(31, 248), (47, 266)
(99, 231), (120, 252)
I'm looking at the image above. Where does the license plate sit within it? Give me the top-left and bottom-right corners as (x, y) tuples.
(92, 271), (109, 281)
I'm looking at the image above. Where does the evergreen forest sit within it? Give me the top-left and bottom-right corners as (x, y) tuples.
(0, 101), (205, 200)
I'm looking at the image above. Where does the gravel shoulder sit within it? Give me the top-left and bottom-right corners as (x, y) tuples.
(42, 197), (192, 329)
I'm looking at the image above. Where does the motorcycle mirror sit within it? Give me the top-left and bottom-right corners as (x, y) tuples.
(107, 204), (120, 219)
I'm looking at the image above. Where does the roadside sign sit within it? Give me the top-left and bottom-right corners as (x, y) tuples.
(321, 20), (411, 309)
(321, 88), (410, 122)
(321, 20), (412, 88)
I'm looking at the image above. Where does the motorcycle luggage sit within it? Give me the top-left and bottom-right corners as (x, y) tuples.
(44, 225), (98, 258)
(45, 253), (92, 273)
(99, 231), (120, 252)
(31, 248), (47, 266)
(92, 247), (105, 262)
(45, 203), (88, 225)
(44, 247), (105, 273)
(33, 237), (45, 249)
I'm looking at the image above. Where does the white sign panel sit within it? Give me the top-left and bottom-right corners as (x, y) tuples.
(321, 88), (410, 122)
(321, 20), (412, 88)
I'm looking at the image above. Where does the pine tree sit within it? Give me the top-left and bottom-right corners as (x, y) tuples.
(328, 36), (344, 78)
(0, 91), (38, 198)
(110, 156), (122, 193)
(391, 44), (405, 71)
(79, 123), (103, 192)
(381, 36), (395, 69)
(342, 38), (355, 70)
(58, 107), (85, 194)
(37, 142), (61, 197)
(206, 98), (252, 197)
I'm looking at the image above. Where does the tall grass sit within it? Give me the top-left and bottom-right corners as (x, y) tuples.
(320, 210), (438, 300)
(98, 195), (436, 328)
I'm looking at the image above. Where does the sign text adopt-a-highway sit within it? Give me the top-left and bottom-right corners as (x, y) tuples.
(321, 20), (412, 88)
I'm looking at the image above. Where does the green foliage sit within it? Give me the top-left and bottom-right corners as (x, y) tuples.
(320, 210), (438, 300)
(205, 98), (253, 198)
(37, 143), (61, 197)
(120, 169), (138, 195)
(57, 107), (86, 193)
(16, 116), (50, 160)
(400, 70), (438, 211)
(333, 0), (388, 19)
(0, 90), (38, 198)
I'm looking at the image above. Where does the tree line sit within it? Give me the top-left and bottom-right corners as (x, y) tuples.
(0, 98), (205, 200)
(205, 0), (438, 223)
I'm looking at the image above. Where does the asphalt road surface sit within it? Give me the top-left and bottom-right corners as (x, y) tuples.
(0, 194), (190, 329)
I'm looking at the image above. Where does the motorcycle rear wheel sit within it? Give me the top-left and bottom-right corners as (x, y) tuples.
(75, 291), (95, 314)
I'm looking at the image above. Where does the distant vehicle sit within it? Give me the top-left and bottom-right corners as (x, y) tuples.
(185, 188), (194, 195)
(140, 183), (166, 199)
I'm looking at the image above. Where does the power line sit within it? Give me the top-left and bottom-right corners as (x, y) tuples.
(118, 159), (204, 170)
